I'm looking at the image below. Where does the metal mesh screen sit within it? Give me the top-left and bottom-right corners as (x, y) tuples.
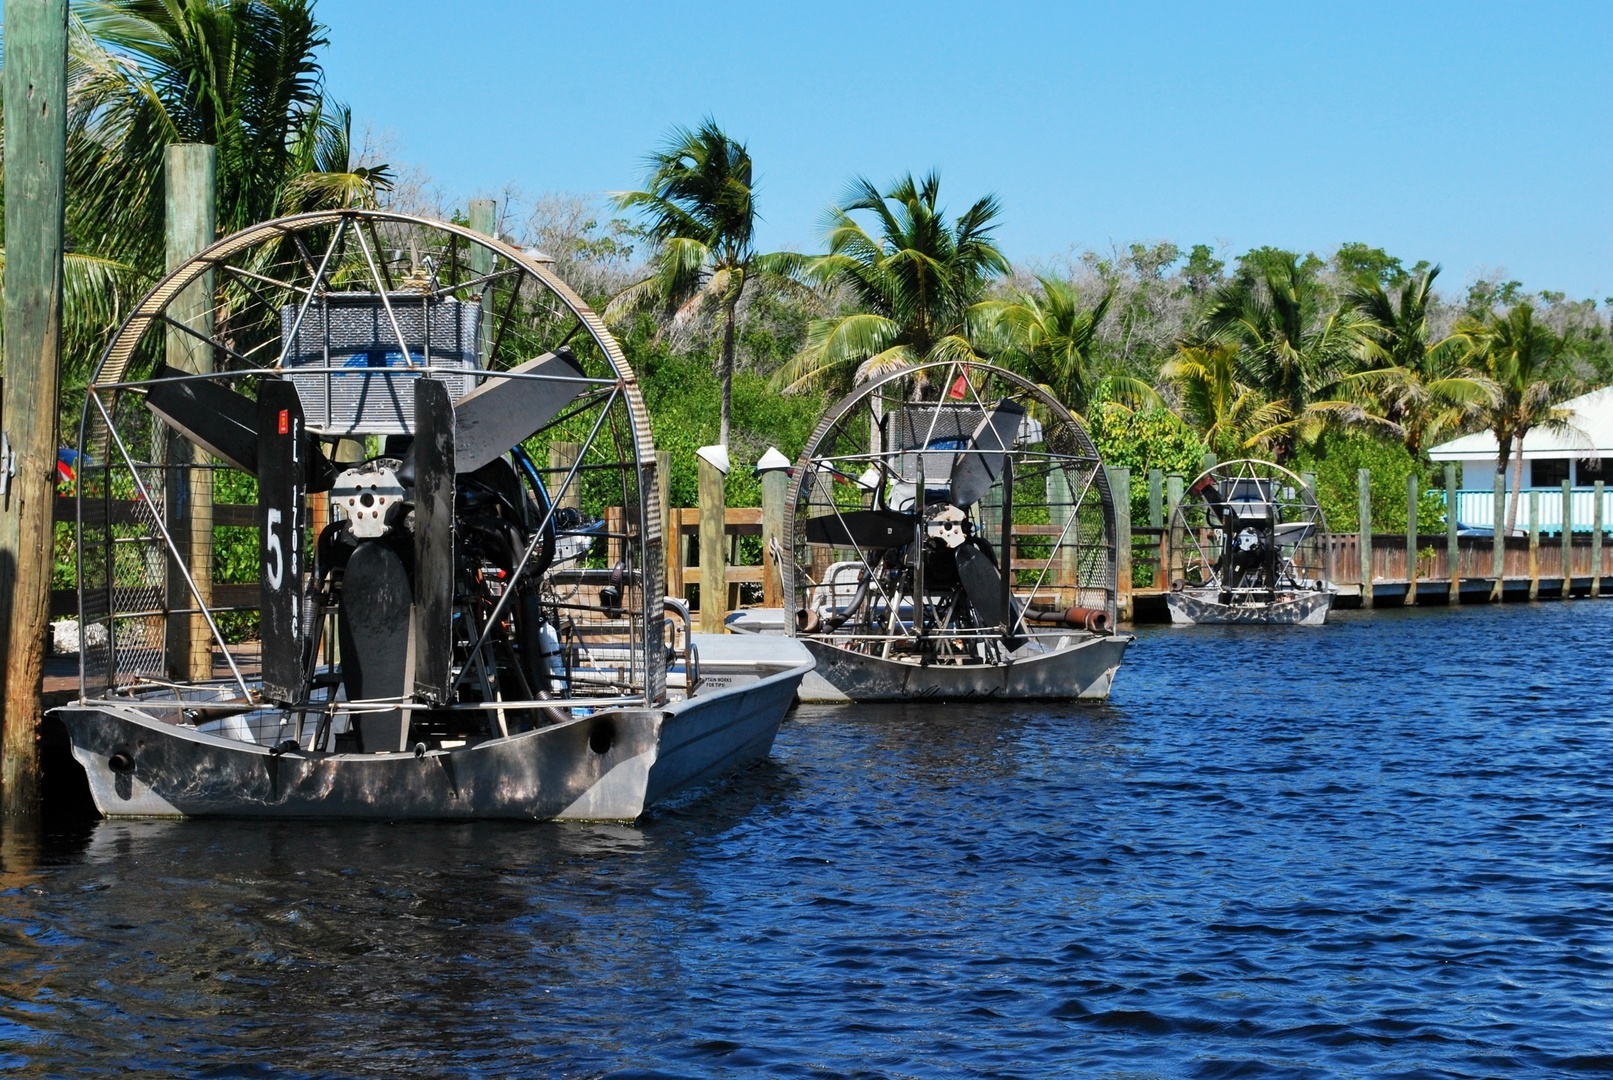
(281, 294), (481, 434)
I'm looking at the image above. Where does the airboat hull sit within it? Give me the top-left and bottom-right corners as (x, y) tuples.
(52, 638), (812, 821)
(1166, 589), (1335, 626)
(795, 633), (1131, 703)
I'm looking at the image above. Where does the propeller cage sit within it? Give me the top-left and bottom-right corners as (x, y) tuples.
(69, 210), (666, 749)
(786, 361), (1120, 666)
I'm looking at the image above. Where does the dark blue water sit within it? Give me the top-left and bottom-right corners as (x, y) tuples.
(4, 602), (1612, 1078)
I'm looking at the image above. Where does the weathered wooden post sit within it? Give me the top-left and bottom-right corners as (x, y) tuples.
(1490, 471), (1505, 601)
(760, 457), (790, 608)
(1201, 451), (1217, 476)
(467, 199), (497, 364)
(1561, 479), (1573, 596)
(1166, 473), (1184, 587)
(549, 441), (581, 511)
(1404, 472), (1418, 606)
(1148, 468), (1163, 529)
(656, 450), (675, 601)
(1046, 470), (1071, 602)
(1358, 468), (1373, 607)
(1299, 470), (1327, 582)
(1109, 467), (1132, 620)
(1445, 464), (1460, 603)
(697, 447), (728, 633)
(1527, 490), (1540, 601)
(162, 143), (218, 682)
(0, 0), (68, 815)
(1595, 481), (1606, 598)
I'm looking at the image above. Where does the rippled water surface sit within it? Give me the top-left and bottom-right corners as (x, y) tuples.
(5, 602), (1613, 1078)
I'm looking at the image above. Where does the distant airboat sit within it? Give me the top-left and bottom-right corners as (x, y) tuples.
(732, 361), (1130, 702)
(1165, 459), (1337, 626)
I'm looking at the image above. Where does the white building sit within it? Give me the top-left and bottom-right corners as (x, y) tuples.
(1428, 385), (1613, 532)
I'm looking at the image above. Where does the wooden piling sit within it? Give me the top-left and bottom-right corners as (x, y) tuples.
(0, 0), (69, 815)
(656, 450), (674, 601)
(1147, 468), (1163, 529)
(1201, 451), (1217, 476)
(1561, 479), (1573, 593)
(1109, 467), (1132, 620)
(698, 457), (727, 633)
(1165, 474), (1184, 587)
(1490, 472), (1505, 601)
(1404, 473), (1418, 606)
(549, 441), (581, 511)
(1358, 469), (1373, 606)
(761, 468), (788, 607)
(1528, 491), (1540, 601)
(1594, 481), (1605, 598)
(1445, 464), (1459, 603)
(1049, 468), (1081, 604)
(162, 144), (218, 682)
(467, 199), (497, 365)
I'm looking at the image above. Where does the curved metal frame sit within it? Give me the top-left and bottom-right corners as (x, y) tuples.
(782, 360), (1118, 667)
(71, 209), (665, 725)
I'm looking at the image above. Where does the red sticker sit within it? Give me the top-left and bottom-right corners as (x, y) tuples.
(277, 409), (289, 435)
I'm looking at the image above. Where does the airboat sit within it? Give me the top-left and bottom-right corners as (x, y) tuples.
(1165, 459), (1338, 626)
(51, 209), (812, 820)
(730, 361), (1129, 702)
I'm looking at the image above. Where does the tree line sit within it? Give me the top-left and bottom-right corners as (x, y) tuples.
(5, 4), (1608, 535)
(601, 121), (1608, 533)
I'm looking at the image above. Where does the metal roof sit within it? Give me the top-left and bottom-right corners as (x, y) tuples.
(1427, 385), (1613, 461)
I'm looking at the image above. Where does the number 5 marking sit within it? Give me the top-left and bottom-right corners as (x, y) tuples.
(266, 508), (284, 590)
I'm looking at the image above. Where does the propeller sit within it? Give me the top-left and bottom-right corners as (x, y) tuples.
(948, 398), (1025, 508)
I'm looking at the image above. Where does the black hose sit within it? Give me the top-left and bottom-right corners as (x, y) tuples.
(823, 568), (874, 631)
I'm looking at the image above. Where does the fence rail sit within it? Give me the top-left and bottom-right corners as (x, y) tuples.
(1451, 486), (1612, 533)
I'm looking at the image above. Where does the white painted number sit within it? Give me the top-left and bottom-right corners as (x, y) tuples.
(266, 508), (284, 590)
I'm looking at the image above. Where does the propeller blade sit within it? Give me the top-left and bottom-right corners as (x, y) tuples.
(954, 541), (1026, 650)
(804, 509), (918, 549)
(452, 347), (587, 474)
(412, 378), (457, 705)
(145, 364), (260, 474)
(145, 366), (337, 491)
(949, 398), (1025, 507)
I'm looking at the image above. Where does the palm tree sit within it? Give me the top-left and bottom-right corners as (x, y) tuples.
(771, 171), (1008, 396)
(607, 120), (793, 446)
(1342, 266), (1495, 457)
(972, 276), (1157, 418)
(64, 0), (391, 276)
(1456, 303), (1579, 534)
(1161, 343), (1292, 459)
(1, 1), (385, 393)
(1201, 252), (1366, 459)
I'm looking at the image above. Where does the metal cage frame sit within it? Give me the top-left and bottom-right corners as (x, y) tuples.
(782, 360), (1119, 665)
(71, 210), (666, 738)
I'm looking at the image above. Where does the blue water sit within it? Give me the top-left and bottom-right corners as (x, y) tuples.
(4, 602), (1612, 1078)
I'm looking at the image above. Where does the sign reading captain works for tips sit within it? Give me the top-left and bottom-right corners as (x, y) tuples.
(259, 381), (308, 704)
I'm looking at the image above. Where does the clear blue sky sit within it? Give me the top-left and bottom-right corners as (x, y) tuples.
(321, 1), (1610, 300)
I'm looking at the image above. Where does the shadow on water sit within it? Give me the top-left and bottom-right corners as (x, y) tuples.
(0, 602), (1610, 1077)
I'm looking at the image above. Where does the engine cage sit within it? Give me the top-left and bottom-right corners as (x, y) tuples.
(70, 210), (668, 742)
